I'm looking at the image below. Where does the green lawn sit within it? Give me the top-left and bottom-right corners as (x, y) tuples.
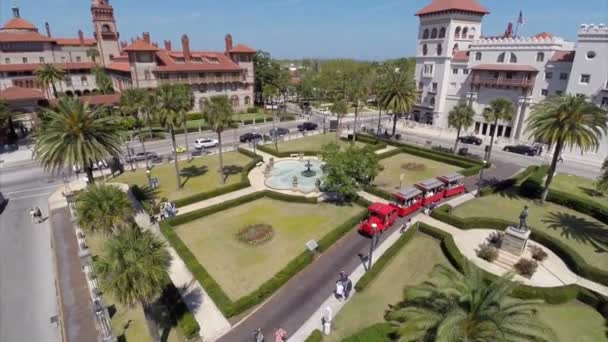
(374, 153), (462, 192)
(452, 194), (608, 271)
(274, 134), (366, 153)
(87, 234), (184, 342)
(112, 151), (251, 201)
(174, 198), (364, 300)
(537, 300), (607, 342)
(326, 234), (451, 342)
(551, 173), (608, 208)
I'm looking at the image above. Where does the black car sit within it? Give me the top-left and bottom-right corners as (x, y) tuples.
(269, 127), (289, 137)
(458, 135), (483, 145)
(297, 122), (318, 131)
(133, 152), (159, 162)
(239, 132), (263, 143)
(503, 144), (536, 156)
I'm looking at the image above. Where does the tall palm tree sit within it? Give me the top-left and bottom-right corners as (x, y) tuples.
(174, 84), (193, 159)
(92, 67), (113, 95)
(379, 67), (417, 137)
(75, 184), (133, 234)
(482, 98), (514, 162)
(155, 84), (185, 189)
(262, 84), (280, 151)
(86, 48), (100, 64)
(597, 158), (608, 194)
(33, 97), (123, 183)
(35, 63), (65, 99)
(0, 99), (18, 147)
(347, 66), (372, 141)
(205, 96), (234, 184)
(386, 263), (555, 342)
(330, 99), (348, 142)
(526, 95), (608, 202)
(120, 89), (151, 171)
(448, 103), (475, 153)
(95, 226), (170, 342)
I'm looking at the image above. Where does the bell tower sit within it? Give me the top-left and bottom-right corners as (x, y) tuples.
(91, 0), (120, 66)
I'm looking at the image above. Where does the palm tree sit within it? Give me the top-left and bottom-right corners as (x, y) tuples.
(205, 96), (234, 184)
(448, 103), (475, 153)
(262, 84), (280, 151)
(35, 63), (65, 99)
(75, 184), (133, 234)
(155, 84), (185, 189)
(120, 89), (151, 171)
(174, 84), (193, 159)
(330, 99), (348, 142)
(386, 263), (555, 341)
(86, 48), (100, 64)
(92, 66), (113, 94)
(482, 98), (514, 162)
(379, 67), (417, 137)
(0, 99), (18, 147)
(526, 95), (608, 202)
(597, 158), (608, 194)
(95, 226), (170, 342)
(346, 66), (372, 141)
(33, 97), (123, 183)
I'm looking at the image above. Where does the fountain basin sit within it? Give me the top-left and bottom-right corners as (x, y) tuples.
(265, 160), (323, 193)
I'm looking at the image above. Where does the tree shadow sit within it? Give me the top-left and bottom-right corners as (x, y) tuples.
(542, 211), (608, 253)
(581, 187), (605, 198)
(495, 187), (525, 200)
(221, 165), (244, 183)
(152, 282), (204, 342)
(180, 165), (208, 187)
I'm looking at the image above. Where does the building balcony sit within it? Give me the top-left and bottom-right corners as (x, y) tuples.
(471, 76), (534, 89)
(157, 75), (244, 85)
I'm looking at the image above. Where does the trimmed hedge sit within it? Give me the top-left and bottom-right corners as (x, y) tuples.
(417, 223), (580, 304)
(161, 191), (366, 317)
(304, 330), (324, 342)
(355, 223), (419, 292)
(429, 206), (608, 286)
(257, 143), (321, 158)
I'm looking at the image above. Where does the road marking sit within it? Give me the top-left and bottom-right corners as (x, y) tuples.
(7, 192), (53, 200)
(4, 185), (59, 195)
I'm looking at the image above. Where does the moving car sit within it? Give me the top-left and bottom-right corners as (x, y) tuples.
(194, 138), (219, 149)
(457, 135), (483, 145)
(268, 127), (289, 137)
(173, 146), (187, 154)
(131, 152), (158, 162)
(503, 144), (536, 156)
(358, 203), (398, 236)
(297, 122), (318, 131)
(239, 132), (263, 143)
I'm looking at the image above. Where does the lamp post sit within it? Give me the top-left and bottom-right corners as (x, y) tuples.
(476, 160), (488, 197)
(368, 223), (377, 270)
(146, 169), (151, 186)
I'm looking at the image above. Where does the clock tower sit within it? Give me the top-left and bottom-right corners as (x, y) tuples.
(91, 0), (120, 66)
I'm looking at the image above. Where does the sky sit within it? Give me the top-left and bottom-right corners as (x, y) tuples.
(1, 0), (607, 60)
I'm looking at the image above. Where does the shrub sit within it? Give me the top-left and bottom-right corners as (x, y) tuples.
(514, 258), (538, 278)
(247, 107), (259, 113)
(304, 329), (323, 342)
(236, 224), (274, 245)
(486, 231), (504, 245)
(529, 244), (548, 262)
(476, 243), (498, 262)
(187, 112), (204, 120)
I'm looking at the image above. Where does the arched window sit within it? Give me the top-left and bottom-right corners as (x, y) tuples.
(452, 43), (459, 55)
(436, 44), (443, 56)
(101, 24), (111, 33)
(497, 52), (506, 63)
(83, 89), (90, 95)
(216, 83), (223, 92)
(455, 26), (462, 38)
(231, 96), (240, 107)
(431, 28), (438, 39)
(475, 52), (482, 61)
(200, 84), (207, 92)
(536, 52), (545, 62)
(422, 29), (429, 39)
(75, 90), (82, 97)
(439, 27), (446, 38)
(244, 96), (251, 105)
(462, 27), (469, 38)
(469, 27), (477, 38)
(422, 44), (428, 56)
(430, 97), (436, 107)
(510, 53), (518, 63)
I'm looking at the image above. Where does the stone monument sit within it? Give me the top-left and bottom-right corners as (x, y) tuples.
(501, 206), (531, 255)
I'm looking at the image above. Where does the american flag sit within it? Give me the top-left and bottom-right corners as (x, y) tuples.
(517, 11), (525, 24)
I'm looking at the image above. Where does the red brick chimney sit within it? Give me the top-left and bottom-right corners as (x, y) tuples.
(78, 30), (84, 46)
(225, 34), (233, 53)
(181, 34), (191, 62)
(164, 40), (172, 51)
(120, 40), (127, 49)
(142, 32), (151, 43)
(45, 22), (51, 37)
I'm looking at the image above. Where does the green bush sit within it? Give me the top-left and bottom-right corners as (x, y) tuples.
(355, 224), (419, 292)
(243, 119), (254, 125)
(304, 330), (323, 342)
(279, 114), (296, 121)
(577, 287), (608, 318)
(514, 258), (539, 278)
(476, 243), (498, 262)
(342, 323), (394, 342)
(247, 107), (259, 113)
(187, 113), (205, 120)
(256, 143), (320, 158)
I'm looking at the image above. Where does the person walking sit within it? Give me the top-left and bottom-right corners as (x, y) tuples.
(335, 280), (344, 301)
(29, 208), (36, 224)
(401, 218), (412, 233)
(343, 276), (353, 299)
(253, 328), (264, 342)
(34, 206), (43, 223)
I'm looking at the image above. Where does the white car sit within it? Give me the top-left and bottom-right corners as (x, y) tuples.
(194, 138), (219, 149)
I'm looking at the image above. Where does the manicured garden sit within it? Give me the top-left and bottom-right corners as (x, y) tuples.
(374, 152), (462, 192)
(270, 133), (367, 154)
(537, 300), (606, 342)
(551, 173), (608, 208)
(451, 194), (608, 272)
(113, 151), (252, 201)
(173, 197), (364, 299)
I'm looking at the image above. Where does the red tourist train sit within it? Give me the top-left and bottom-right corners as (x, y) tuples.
(438, 173), (466, 198)
(358, 202), (399, 236)
(390, 186), (423, 217)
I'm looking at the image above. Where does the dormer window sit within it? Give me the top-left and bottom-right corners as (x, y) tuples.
(191, 57), (203, 63)
(174, 57), (185, 63)
(207, 57), (219, 64)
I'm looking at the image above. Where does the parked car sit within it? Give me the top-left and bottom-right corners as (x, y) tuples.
(458, 135), (483, 145)
(268, 127), (289, 137)
(72, 160), (109, 172)
(503, 144), (536, 156)
(131, 152), (159, 162)
(297, 122), (318, 131)
(194, 138), (218, 149)
(239, 132), (263, 143)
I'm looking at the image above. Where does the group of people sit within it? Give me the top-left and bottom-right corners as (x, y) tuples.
(29, 206), (43, 224)
(335, 271), (353, 301)
(160, 201), (177, 220)
(423, 203), (438, 216)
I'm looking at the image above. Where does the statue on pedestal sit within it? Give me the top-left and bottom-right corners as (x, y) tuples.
(518, 205), (529, 231)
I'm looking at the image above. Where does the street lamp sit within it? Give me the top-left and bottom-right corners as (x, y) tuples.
(368, 223), (378, 270)
(476, 160), (488, 197)
(146, 169), (151, 186)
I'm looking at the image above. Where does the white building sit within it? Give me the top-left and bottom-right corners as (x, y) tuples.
(412, 0), (608, 156)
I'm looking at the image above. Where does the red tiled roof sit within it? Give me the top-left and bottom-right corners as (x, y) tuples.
(55, 38), (97, 46)
(123, 39), (159, 52)
(1, 17), (37, 30)
(416, 0), (489, 16)
(106, 62), (130, 73)
(154, 51), (241, 72)
(0, 31), (54, 42)
(471, 64), (538, 72)
(534, 32), (553, 39)
(452, 50), (469, 62)
(0, 86), (44, 101)
(229, 44), (256, 53)
(0, 62), (95, 72)
(79, 93), (121, 106)
(549, 50), (575, 63)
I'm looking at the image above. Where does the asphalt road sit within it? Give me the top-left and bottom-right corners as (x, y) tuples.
(0, 162), (62, 342)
